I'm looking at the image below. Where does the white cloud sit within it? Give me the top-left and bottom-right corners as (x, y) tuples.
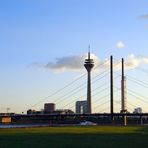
(142, 56), (148, 63)
(125, 54), (141, 69)
(117, 54), (148, 70)
(116, 41), (125, 49)
(42, 53), (148, 73)
(95, 54), (148, 71)
(45, 53), (99, 73)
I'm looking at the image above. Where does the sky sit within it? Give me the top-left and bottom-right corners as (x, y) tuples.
(0, 0), (148, 113)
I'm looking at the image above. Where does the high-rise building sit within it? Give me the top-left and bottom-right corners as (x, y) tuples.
(84, 50), (94, 113)
(75, 101), (87, 114)
(44, 103), (55, 113)
(133, 107), (142, 113)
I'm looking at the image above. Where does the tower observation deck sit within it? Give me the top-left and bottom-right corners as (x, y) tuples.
(84, 51), (94, 113)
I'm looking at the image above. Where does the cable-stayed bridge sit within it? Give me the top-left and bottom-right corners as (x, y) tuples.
(1, 55), (148, 125)
(22, 56), (148, 114)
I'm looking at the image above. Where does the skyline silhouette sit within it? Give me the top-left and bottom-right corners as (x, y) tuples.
(0, 0), (148, 113)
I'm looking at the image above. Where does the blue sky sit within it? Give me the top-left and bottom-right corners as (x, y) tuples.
(0, 0), (148, 113)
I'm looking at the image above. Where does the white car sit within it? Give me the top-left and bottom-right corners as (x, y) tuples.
(79, 121), (97, 126)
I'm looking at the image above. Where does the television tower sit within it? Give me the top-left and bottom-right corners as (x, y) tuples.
(84, 49), (94, 113)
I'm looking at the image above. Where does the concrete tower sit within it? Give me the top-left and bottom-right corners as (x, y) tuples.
(121, 58), (127, 113)
(121, 77), (127, 112)
(121, 58), (127, 126)
(84, 50), (94, 113)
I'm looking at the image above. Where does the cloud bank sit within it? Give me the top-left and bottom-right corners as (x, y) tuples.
(109, 54), (148, 71)
(45, 53), (99, 72)
(43, 53), (148, 73)
(125, 54), (148, 69)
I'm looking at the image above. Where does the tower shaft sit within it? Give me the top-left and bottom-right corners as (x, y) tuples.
(121, 58), (127, 113)
(121, 78), (127, 112)
(84, 51), (94, 114)
(121, 58), (127, 126)
(87, 71), (92, 113)
(110, 56), (114, 115)
(110, 55), (114, 124)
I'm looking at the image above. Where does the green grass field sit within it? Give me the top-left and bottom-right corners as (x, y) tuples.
(0, 126), (148, 148)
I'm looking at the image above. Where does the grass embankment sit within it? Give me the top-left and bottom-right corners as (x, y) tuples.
(0, 126), (148, 148)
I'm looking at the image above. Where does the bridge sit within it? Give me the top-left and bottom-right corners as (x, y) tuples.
(1, 54), (148, 125)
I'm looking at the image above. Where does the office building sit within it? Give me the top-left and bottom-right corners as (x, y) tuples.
(75, 100), (87, 114)
(44, 103), (55, 113)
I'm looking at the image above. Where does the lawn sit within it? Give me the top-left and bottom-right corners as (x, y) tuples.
(0, 126), (148, 148)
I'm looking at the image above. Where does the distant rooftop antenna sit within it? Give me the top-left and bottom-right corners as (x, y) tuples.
(88, 45), (91, 59)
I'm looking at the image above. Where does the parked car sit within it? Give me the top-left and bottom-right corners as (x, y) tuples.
(79, 121), (97, 126)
